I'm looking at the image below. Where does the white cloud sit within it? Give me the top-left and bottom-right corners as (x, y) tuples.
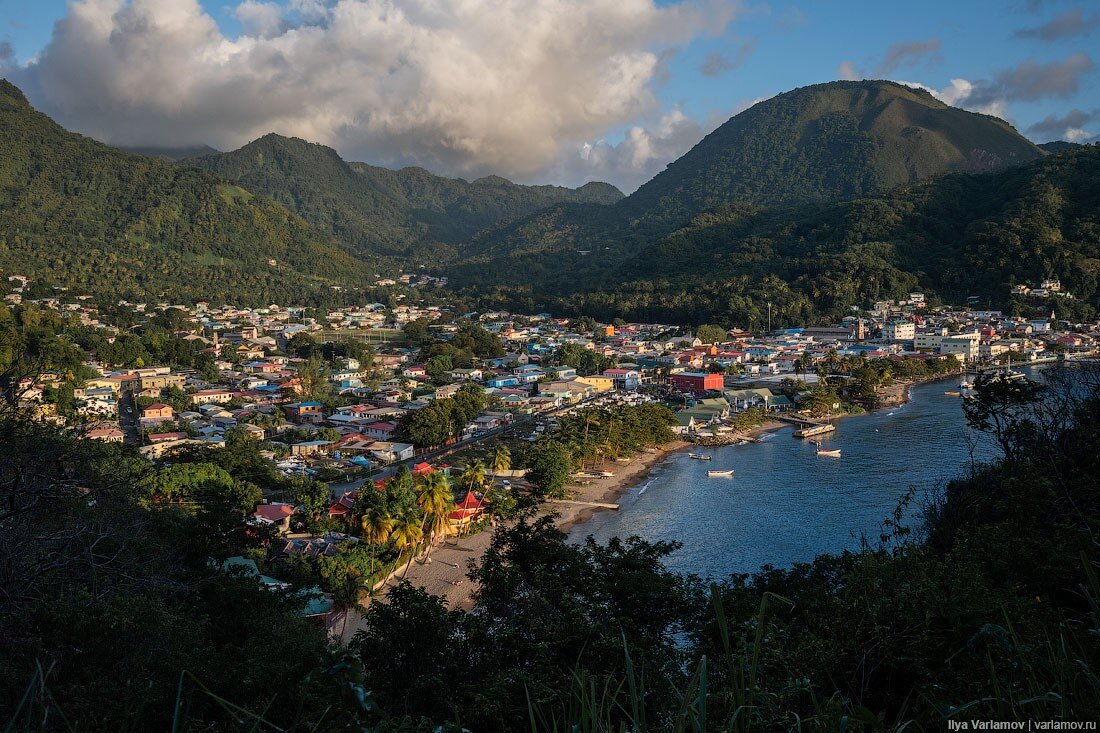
(3, 0), (739, 189)
(837, 60), (859, 80)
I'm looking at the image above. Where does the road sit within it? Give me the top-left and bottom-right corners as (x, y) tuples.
(118, 391), (141, 444)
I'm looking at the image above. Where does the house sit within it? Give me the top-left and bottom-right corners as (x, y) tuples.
(253, 502), (295, 533)
(289, 440), (334, 457)
(603, 368), (641, 390)
(283, 401), (324, 423)
(574, 375), (614, 392)
(139, 402), (174, 427)
(668, 372), (724, 394)
(191, 388), (235, 405)
(146, 431), (188, 444)
(362, 421), (398, 441)
(448, 491), (486, 530)
(84, 425), (124, 443)
(368, 441), (416, 463)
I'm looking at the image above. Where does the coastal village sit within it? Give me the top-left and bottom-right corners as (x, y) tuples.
(5, 273), (1099, 635)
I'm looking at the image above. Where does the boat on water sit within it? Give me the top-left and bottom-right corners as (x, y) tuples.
(816, 448), (842, 457)
(688, 452), (702, 459)
(707, 469), (734, 477)
(944, 390), (961, 397)
(699, 454), (712, 461)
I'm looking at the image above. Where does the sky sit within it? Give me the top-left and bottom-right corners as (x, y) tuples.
(0, 0), (1097, 192)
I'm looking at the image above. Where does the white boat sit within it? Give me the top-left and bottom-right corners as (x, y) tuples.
(699, 454), (712, 461)
(707, 469), (734, 477)
(816, 449), (841, 457)
(688, 452), (702, 459)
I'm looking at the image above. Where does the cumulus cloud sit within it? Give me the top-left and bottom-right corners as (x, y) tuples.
(3, 0), (738, 189)
(875, 38), (941, 75)
(1014, 7), (1098, 41)
(700, 39), (755, 77)
(544, 107), (713, 192)
(1026, 109), (1099, 142)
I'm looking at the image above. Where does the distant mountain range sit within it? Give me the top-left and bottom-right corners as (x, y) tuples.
(0, 76), (1096, 321)
(187, 134), (622, 259)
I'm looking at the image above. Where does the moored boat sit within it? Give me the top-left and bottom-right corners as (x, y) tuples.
(816, 448), (841, 457)
(707, 469), (734, 477)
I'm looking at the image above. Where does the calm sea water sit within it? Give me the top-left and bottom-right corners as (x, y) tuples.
(569, 374), (1013, 579)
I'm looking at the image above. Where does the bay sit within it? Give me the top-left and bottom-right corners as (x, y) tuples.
(568, 374), (1007, 579)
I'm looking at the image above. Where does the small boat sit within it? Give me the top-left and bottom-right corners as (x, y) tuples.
(688, 452), (702, 459)
(707, 469), (734, 477)
(944, 391), (961, 397)
(816, 449), (842, 457)
(699, 454), (712, 461)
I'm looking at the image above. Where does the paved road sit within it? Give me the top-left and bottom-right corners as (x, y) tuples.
(118, 391), (141, 444)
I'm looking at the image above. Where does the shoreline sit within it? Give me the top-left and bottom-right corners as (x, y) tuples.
(343, 374), (961, 629)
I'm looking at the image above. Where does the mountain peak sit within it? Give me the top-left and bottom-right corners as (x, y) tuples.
(0, 78), (29, 107)
(622, 78), (1044, 223)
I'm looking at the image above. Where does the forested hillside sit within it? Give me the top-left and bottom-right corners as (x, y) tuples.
(189, 134), (623, 259)
(451, 145), (1100, 327)
(0, 80), (371, 305)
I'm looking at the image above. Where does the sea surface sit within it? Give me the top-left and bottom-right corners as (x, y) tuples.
(569, 374), (1014, 579)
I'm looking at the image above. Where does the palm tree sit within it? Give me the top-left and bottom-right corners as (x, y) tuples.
(490, 444), (511, 485)
(332, 569), (370, 641)
(390, 511), (425, 578)
(460, 460), (487, 493)
(360, 506), (395, 584)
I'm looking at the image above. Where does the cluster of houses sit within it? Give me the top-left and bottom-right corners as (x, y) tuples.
(5, 280), (1097, 474)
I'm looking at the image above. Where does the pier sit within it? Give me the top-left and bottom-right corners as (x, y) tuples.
(775, 415), (837, 438)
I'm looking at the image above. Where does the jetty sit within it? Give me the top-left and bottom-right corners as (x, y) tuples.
(547, 499), (619, 510)
(776, 415), (837, 438)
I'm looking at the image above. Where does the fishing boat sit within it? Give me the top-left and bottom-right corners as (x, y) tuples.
(944, 390), (961, 397)
(699, 454), (712, 461)
(707, 469), (734, 477)
(816, 448), (842, 457)
(688, 453), (702, 459)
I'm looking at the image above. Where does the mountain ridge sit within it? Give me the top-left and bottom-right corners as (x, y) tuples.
(0, 79), (369, 305)
(187, 133), (624, 259)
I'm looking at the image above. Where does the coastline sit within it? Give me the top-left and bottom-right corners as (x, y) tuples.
(345, 374), (959, 629)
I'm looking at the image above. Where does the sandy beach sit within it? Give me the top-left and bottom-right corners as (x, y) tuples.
(337, 440), (690, 641)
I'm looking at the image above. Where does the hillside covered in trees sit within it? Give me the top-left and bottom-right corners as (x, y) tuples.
(450, 144), (1100, 327)
(0, 80), (372, 306)
(188, 133), (623, 260)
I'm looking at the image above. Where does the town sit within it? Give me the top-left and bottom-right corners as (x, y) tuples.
(3, 273), (1098, 635)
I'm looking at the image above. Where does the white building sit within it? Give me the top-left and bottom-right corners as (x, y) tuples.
(939, 333), (981, 362)
(883, 321), (915, 341)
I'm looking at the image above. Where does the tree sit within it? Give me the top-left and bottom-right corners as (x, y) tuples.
(490, 444), (512, 483)
(391, 512), (425, 578)
(416, 472), (455, 558)
(525, 442), (573, 497)
(290, 476), (329, 522)
(459, 460), (488, 492)
(696, 323), (727, 344)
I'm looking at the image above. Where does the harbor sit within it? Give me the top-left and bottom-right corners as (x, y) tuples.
(569, 375), (1006, 578)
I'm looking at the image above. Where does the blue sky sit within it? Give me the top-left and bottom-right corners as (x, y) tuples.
(1, 0), (1097, 190)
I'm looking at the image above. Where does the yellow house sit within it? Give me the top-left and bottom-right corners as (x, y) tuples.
(574, 375), (614, 393)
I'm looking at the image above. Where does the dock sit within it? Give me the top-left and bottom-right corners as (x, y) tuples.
(775, 414), (837, 438)
(547, 499), (619, 510)
(793, 423), (836, 438)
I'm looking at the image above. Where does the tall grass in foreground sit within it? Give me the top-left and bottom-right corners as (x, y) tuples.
(526, 561), (1100, 733)
(6, 564), (1099, 732)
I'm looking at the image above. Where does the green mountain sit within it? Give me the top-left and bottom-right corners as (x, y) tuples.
(456, 80), (1048, 268)
(452, 144), (1100, 326)
(623, 80), (1044, 223)
(0, 80), (370, 305)
(120, 144), (221, 161)
(187, 134), (623, 259)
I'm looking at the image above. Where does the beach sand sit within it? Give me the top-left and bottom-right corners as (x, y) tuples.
(337, 440), (691, 642)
